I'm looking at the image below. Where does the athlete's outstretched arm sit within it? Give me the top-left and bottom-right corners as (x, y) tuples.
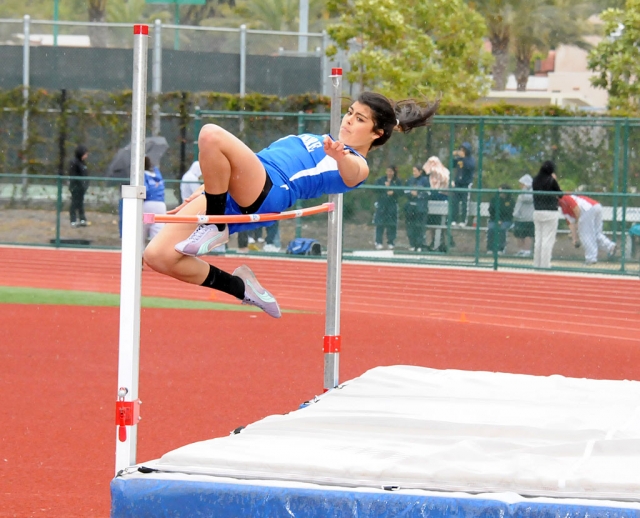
(323, 136), (369, 187)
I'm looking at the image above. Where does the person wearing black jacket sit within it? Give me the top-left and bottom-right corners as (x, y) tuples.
(532, 160), (563, 268)
(450, 142), (475, 226)
(404, 165), (430, 251)
(69, 144), (89, 227)
(486, 184), (514, 254)
(373, 166), (402, 250)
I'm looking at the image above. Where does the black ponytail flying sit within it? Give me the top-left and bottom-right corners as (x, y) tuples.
(357, 92), (440, 149)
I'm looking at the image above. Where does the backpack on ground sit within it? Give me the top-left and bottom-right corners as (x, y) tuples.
(286, 238), (322, 256)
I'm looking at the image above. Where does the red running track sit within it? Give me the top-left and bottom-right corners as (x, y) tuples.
(2, 245), (639, 342)
(1, 245), (640, 517)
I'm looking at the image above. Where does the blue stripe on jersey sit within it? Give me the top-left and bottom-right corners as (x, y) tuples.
(255, 134), (367, 202)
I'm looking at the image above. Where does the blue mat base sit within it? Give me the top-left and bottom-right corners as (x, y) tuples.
(111, 473), (640, 518)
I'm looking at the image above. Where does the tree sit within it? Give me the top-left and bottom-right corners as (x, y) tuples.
(588, 0), (640, 111)
(88, 0), (109, 46)
(511, 0), (593, 91)
(470, 0), (516, 91)
(232, 0), (326, 31)
(326, 0), (492, 103)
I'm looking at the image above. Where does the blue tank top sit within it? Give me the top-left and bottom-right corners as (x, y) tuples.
(255, 134), (367, 204)
(144, 167), (165, 202)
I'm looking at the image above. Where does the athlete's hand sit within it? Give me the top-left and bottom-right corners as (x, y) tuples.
(323, 136), (350, 162)
(168, 186), (204, 214)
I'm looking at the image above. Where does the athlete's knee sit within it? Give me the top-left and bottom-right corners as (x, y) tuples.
(198, 124), (229, 150)
(143, 239), (176, 275)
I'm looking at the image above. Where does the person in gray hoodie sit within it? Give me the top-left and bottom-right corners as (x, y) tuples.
(512, 174), (534, 257)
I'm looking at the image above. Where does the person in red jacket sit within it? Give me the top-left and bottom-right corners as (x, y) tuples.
(558, 194), (616, 265)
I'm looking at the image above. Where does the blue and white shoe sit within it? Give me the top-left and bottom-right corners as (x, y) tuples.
(233, 265), (281, 318)
(174, 224), (229, 256)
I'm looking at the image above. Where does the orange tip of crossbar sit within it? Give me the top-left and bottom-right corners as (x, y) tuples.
(144, 202), (334, 225)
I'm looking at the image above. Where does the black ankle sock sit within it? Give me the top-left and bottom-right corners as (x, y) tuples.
(201, 264), (245, 300)
(204, 192), (227, 232)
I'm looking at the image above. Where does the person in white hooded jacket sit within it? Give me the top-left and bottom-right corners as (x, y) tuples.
(180, 161), (203, 203)
(512, 174), (535, 257)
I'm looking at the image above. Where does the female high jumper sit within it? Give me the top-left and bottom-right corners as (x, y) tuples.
(144, 92), (439, 318)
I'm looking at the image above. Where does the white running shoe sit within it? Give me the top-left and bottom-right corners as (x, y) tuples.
(233, 265), (281, 318)
(174, 224), (229, 256)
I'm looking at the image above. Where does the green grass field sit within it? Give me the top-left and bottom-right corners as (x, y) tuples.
(0, 286), (251, 311)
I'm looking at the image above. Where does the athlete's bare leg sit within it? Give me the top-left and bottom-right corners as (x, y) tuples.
(143, 195), (211, 284)
(145, 124), (267, 281)
(197, 124), (267, 207)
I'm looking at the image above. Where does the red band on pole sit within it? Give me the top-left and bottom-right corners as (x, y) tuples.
(115, 399), (141, 442)
(331, 68), (343, 76)
(133, 24), (149, 35)
(323, 335), (341, 353)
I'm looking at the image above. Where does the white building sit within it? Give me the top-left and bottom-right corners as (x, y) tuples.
(483, 35), (608, 110)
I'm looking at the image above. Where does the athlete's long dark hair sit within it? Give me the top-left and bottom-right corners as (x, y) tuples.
(357, 92), (440, 149)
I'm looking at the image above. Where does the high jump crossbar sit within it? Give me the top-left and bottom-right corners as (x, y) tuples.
(114, 24), (344, 474)
(143, 202), (334, 224)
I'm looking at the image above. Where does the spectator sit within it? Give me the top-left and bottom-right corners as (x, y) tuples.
(69, 144), (89, 228)
(262, 222), (281, 252)
(558, 194), (616, 265)
(512, 174), (535, 257)
(532, 160), (563, 268)
(373, 165), (402, 250)
(422, 156), (450, 251)
(487, 184), (515, 254)
(180, 160), (202, 203)
(450, 142), (475, 226)
(236, 231), (250, 254)
(143, 156), (167, 243)
(404, 165), (430, 251)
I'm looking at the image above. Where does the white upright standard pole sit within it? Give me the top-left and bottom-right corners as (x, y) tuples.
(115, 24), (149, 475)
(323, 68), (343, 392)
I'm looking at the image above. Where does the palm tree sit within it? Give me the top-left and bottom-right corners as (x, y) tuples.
(88, 0), (109, 47)
(238, 0), (326, 31)
(511, 0), (594, 91)
(471, 0), (518, 91)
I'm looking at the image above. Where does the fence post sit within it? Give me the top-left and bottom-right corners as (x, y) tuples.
(58, 89), (67, 177)
(193, 106), (201, 160)
(54, 175), (62, 247)
(179, 92), (187, 176)
(474, 117), (485, 265)
(321, 30), (328, 95)
(298, 0), (309, 53)
(21, 15), (30, 192)
(240, 25), (247, 98)
(295, 111), (305, 238)
(490, 189), (500, 270)
(152, 19), (162, 137)
(612, 120), (621, 242)
(620, 119), (630, 272)
(446, 122), (455, 251)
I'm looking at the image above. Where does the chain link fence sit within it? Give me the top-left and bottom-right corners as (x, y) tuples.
(0, 18), (331, 93)
(1, 172), (638, 275)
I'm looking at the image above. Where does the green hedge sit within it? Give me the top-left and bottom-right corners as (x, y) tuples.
(1, 87), (638, 197)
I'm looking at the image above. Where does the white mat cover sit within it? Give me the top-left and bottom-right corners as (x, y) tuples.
(154, 366), (640, 501)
